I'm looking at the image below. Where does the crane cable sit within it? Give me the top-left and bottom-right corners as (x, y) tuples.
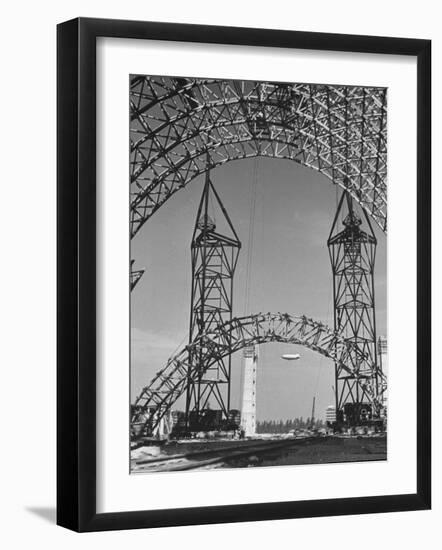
(312, 208), (335, 414)
(244, 158), (259, 316)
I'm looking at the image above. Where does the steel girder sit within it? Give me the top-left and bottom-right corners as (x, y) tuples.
(132, 312), (385, 435)
(130, 77), (387, 242)
(130, 260), (145, 291)
(186, 169), (241, 419)
(328, 190), (383, 420)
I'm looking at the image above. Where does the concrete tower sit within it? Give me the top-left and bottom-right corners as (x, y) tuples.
(241, 346), (258, 436)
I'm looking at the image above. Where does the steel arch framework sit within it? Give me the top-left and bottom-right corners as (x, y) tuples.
(130, 77), (387, 240)
(132, 312), (385, 435)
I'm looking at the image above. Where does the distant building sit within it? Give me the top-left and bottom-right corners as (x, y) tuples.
(325, 405), (336, 424)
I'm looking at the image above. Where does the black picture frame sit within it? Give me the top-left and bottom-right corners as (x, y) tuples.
(57, 17), (431, 532)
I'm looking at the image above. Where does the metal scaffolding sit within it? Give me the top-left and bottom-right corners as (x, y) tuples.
(328, 189), (380, 423)
(129, 76), (389, 436)
(130, 259), (145, 291)
(130, 77), (387, 286)
(132, 312), (382, 436)
(185, 170), (241, 426)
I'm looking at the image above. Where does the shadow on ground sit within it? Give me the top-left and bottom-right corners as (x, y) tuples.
(26, 507), (56, 524)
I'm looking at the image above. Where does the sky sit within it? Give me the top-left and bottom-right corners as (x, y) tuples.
(130, 157), (387, 421)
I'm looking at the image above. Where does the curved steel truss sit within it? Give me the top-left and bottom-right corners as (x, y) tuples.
(132, 312), (386, 434)
(130, 77), (387, 238)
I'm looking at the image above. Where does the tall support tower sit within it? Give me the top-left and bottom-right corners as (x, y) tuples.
(186, 170), (241, 428)
(328, 190), (379, 424)
(241, 346), (258, 437)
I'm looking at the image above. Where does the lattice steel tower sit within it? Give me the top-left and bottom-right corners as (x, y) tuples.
(186, 169), (241, 426)
(328, 190), (379, 424)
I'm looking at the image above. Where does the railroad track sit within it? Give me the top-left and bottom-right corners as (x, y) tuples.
(132, 436), (324, 473)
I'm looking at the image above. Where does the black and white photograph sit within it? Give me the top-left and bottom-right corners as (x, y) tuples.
(129, 76), (388, 473)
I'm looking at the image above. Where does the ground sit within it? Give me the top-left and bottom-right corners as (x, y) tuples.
(131, 435), (387, 473)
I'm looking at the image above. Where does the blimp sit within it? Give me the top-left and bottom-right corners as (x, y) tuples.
(281, 353), (301, 361)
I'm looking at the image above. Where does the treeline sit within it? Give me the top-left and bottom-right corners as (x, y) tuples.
(256, 418), (325, 433)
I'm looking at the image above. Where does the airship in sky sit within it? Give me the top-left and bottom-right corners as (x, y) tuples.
(281, 353), (301, 361)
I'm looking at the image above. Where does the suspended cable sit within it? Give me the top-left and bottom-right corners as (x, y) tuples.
(244, 158), (259, 315)
(169, 332), (189, 359)
(312, 274), (334, 407)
